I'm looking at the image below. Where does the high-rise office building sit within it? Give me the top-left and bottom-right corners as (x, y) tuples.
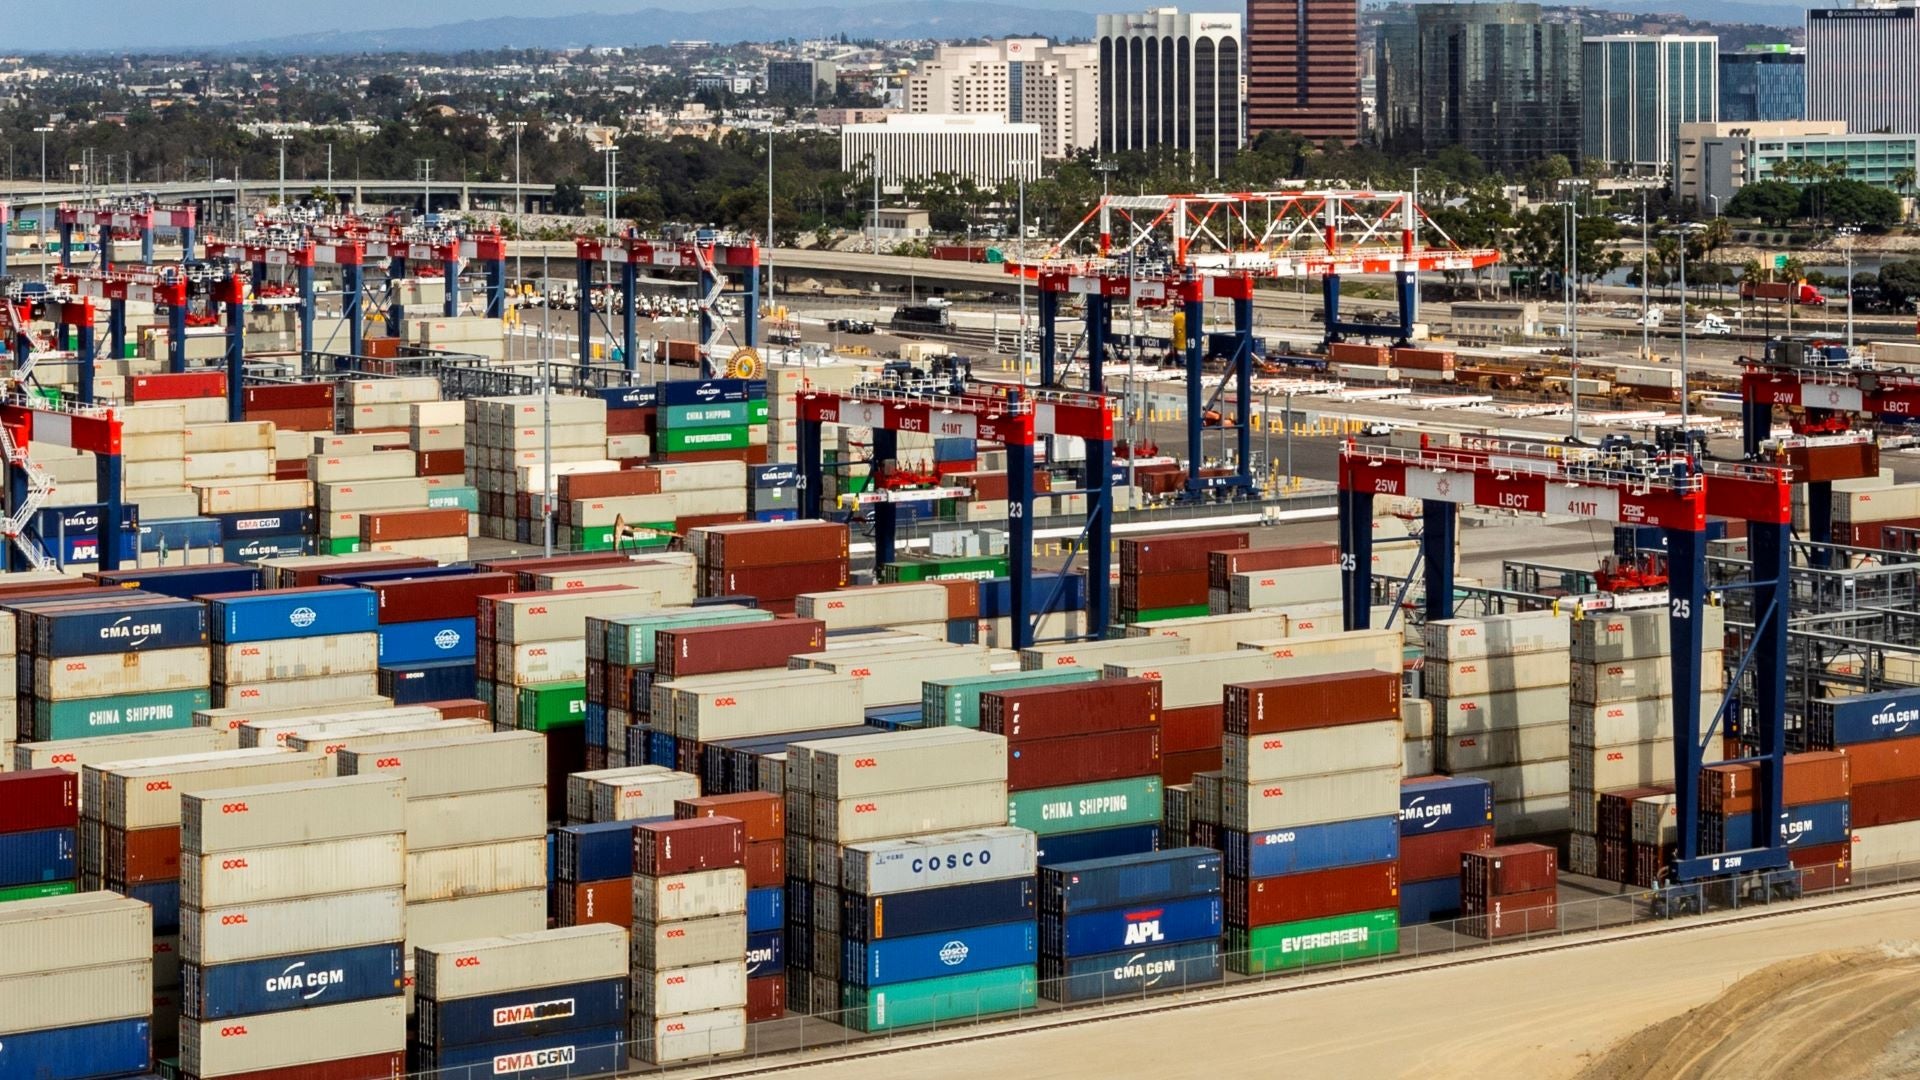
(906, 40), (1099, 158)
(1096, 8), (1244, 176)
(1583, 34), (1717, 173)
(1376, 4), (1582, 172)
(1806, 4), (1920, 134)
(1718, 46), (1805, 122)
(766, 60), (839, 103)
(1247, 0), (1361, 142)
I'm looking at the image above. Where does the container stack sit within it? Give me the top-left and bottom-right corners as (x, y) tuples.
(122, 403), (196, 530)
(1037, 848), (1223, 1002)
(1220, 671), (1403, 974)
(205, 587), (379, 710)
(631, 816), (750, 1064)
(585, 605), (773, 769)
(555, 469), (669, 553)
(1809, 688), (1920, 877)
(676, 792), (787, 1021)
(358, 508), (470, 564)
(466, 395), (609, 543)
(1460, 843), (1558, 939)
(657, 380), (756, 458)
(687, 521), (850, 613)
(0, 768), (79, 902)
(0, 893), (155, 1080)
(1590, 784), (1674, 886)
(567, 765), (702, 825)
(1118, 529), (1249, 625)
(984, 679), (1165, 867)
(177, 775), (408, 1080)
(922, 668), (1101, 729)
(365, 571), (508, 708)
(1701, 751), (1853, 863)
(1424, 611), (1573, 839)
(1206, 542), (1340, 615)
(182, 421), (281, 554)
(415, 926), (629, 1079)
(1396, 775), (1495, 925)
(16, 594), (210, 744)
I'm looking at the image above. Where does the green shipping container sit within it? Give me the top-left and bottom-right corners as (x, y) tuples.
(0, 880), (78, 903)
(33, 689), (212, 741)
(517, 680), (587, 732)
(572, 523), (672, 553)
(427, 486), (481, 514)
(1226, 909), (1400, 974)
(658, 426), (749, 453)
(883, 556), (1009, 583)
(839, 965), (1038, 1032)
(921, 668), (1103, 728)
(749, 399), (769, 425)
(1006, 776), (1163, 836)
(1126, 604), (1211, 624)
(601, 608), (773, 667)
(326, 537), (362, 555)
(662, 401), (751, 428)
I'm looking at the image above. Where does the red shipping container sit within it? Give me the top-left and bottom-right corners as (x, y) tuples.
(606, 662), (635, 713)
(249, 408), (335, 432)
(1007, 728), (1160, 791)
(655, 620), (828, 680)
(1790, 841), (1851, 891)
(1597, 836), (1630, 883)
(633, 817), (746, 877)
(1461, 887), (1556, 939)
(1225, 671), (1401, 736)
(707, 522), (848, 570)
(280, 556), (431, 589)
(667, 449), (753, 465)
(0, 769), (79, 833)
(1161, 748), (1221, 786)
(130, 371), (225, 402)
(359, 509), (471, 543)
(745, 839), (784, 889)
(198, 1053), (406, 1080)
(1120, 569), (1210, 610)
(243, 383), (334, 410)
(1326, 342), (1390, 367)
(1461, 843), (1557, 897)
(414, 450), (465, 477)
(1629, 843), (1672, 888)
(560, 470), (663, 501)
(606, 408), (654, 437)
(1839, 738), (1920, 786)
(367, 574), (516, 625)
(747, 974), (786, 1022)
(559, 878), (632, 928)
(1596, 785), (1671, 842)
(1159, 705), (1223, 754)
(677, 512), (749, 532)
(1208, 543), (1340, 589)
(104, 825), (179, 885)
(702, 562), (849, 601)
(1119, 530), (1250, 576)
(1398, 824), (1494, 882)
(1703, 750), (1852, 814)
(934, 580), (981, 620)
(980, 679), (1162, 741)
(1229, 861), (1398, 928)
(420, 699), (490, 723)
(675, 792), (785, 842)
(1846, 777), (1920, 826)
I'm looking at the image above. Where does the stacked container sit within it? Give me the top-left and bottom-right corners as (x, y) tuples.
(1206, 542), (1340, 615)
(567, 764), (702, 825)
(585, 604), (772, 769)
(1460, 843), (1558, 939)
(1701, 751), (1853, 862)
(983, 679), (1165, 867)
(177, 775), (408, 1079)
(630, 816), (750, 1064)
(0, 893), (154, 1080)
(1809, 687), (1920, 875)
(1590, 784), (1675, 886)
(415, 926), (629, 1078)
(1396, 775), (1495, 925)
(363, 570), (510, 707)
(1220, 670), (1403, 973)
(205, 587), (380, 710)
(466, 395), (609, 543)
(19, 595), (211, 743)
(1118, 529), (1249, 625)
(687, 521), (850, 614)
(677, 792), (787, 1020)
(0, 768), (80, 902)
(1037, 848), (1223, 1002)
(1424, 611), (1573, 839)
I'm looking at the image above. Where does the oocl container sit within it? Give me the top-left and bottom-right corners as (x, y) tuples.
(0, 960), (151, 1036)
(1224, 720), (1401, 780)
(179, 887), (406, 965)
(634, 1007), (747, 1064)
(416, 925), (628, 1002)
(179, 996), (405, 1078)
(334, 731), (546, 799)
(813, 781), (1008, 844)
(631, 959), (749, 1015)
(632, 867), (747, 923)
(631, 914), (749, 970)
(180, 775), (405, 853)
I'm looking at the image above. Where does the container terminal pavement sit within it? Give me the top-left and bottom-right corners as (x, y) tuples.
(3, 472), (1920, 1074)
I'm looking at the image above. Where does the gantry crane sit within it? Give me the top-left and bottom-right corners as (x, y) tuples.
(56, 197), (197, 269)
(574, 229), (762, 376)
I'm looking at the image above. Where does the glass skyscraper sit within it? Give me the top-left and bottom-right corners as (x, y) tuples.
(1718, 46), (1805, 122)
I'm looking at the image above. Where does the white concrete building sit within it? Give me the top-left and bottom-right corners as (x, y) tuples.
(1807, 3), (1920, 135)
(841, 114), (1045, 188)
(1097, 7), (1245, 177)
(906, 39), (1099, 158)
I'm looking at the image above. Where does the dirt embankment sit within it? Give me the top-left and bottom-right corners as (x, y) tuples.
(1578, 942), (1920, 1080)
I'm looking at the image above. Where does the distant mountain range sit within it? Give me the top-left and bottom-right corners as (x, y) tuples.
(232, 3), (1100, 52)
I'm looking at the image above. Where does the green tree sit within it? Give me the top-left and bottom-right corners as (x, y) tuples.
(1727, 180), (1800, 227)
(553, 177), (586, 216)
(1877, 259), (1920, 307)
(1809, 179), (1901, 228)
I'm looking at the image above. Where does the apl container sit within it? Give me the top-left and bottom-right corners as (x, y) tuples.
(1041, 894), (1222, 958)
(180, 942), (405, 1020)
(843, 920), (1038, 987)
(1038, 939), (1222, 1003)
(418, 978), (626, 1050)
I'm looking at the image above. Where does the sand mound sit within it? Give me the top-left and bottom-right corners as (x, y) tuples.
(1578, 942), (1920, 1080)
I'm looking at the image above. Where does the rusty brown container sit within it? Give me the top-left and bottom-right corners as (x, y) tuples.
(1225, 671), (1401, 736)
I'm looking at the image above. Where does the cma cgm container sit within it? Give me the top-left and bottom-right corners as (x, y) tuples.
(417, 980), (627, 1051)
(1042, 939), (1223, 1004)
(180, 942), (405, 1019)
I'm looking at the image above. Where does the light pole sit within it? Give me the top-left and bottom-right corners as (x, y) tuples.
(765, 128), (775, 342)
(1640, 189), (1650, 362)
(508, 120), (526, 359)
(1012, 159), (1034, 374)
(1411, 166), (1422, 323)
(1710, 194), (1721, 219)
(34, 125), (51, 280)
(273, 133), (292, 207)
(1838, 224), (1859, 350)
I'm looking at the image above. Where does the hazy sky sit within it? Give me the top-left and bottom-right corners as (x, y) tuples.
(20, 0), (1107, 49)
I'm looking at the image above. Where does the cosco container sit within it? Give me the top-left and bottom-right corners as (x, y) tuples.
(632, 867), (747, 922)
(841, 876), (1036, 942)
(1041, 894), (1221, 958)
(1006, 776), (1163, 836)
(838, 965), (1037, 1032)
(843, 919), (1038, 987)
(416, 925), (627, 1002)
(180, 942), (405, 1020)
(178, 886), (405, 964)
(1220, 817), (1400, 879)
(633, 1007), (747, 1064)
(1037, 848), (1223, 915)
(207, 587), (378, 644)
(181, 833), (405, 908)
(1226, 908), (1400, 973)
(181, 775), (406, 854)
(631, 959), (748, 1015)
(631, 913), (747, 970)
(840, 827), (1038, 896)
(0, 959), (151, 1035)
(1038, 939), (1222, 1003)
(180, 996), (406, 1078)
(0, 1017), (152, 1080)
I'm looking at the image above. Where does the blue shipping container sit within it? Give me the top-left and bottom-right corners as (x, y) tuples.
(843, 919), (1038, 987)
(139, 517), (222, 550)
(420, 978), (625, 1050)
(210, 588), (377, 644)
(747, 929), (785, 977)
(48, 532), (137, 566)
(841, 876), (1036, 942)
(34, 601), (208, 657)
(379, 659), (476, 704)
(1713, 799), (1851, 852)
(1038, 848), (1223, 915)
(1398, 877), (1463, 926)
(1042, 940), (1222, 1003)
(92, 565), (260, 598)
(32, 503), (137, 541)
(750, 463), (801, 489)
(977, 573), (1087, 618)
(1042, 894), (1223, 959)
(1819, 687), (1920, 745)
(378, 618), (477, 664)
(0, 1017), (151, 1080)
(1034, 824), (1162, 867)
(1399, 776), (1495, 835)
(222, 536), (310, 562)
(659, 378), (751, 406)
(555, 819), (658, 883)
(215, 508), (313, 538)
(1222, 816), (1401, 879)
(181, 943), (405, 1020)
(0, 826), (75, 887)
(933, 437), (977, 463)
(126, 878), (180, 933)
(593, 384), (658, 409)
(747, 886), (785, 933)
(416, 1026), (624, 1080)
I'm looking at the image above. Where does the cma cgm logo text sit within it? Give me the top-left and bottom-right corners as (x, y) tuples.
(1872, 702), (1917, 733)
(1402, 798), (1454, 830)
(494, 1047), (575, 1074)
(265, 961), (347, 1000)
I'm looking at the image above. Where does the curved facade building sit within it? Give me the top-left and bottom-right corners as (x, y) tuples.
(1097, 8), (1244, 177)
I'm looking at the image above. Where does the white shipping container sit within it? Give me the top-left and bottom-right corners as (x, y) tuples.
(349, 376), (441, 405)
(316, 477), (433, 512)
(1238, 627), (1405, 677)
(417, 925), (628, 1002)
(410, 400), (465, 428)
(1400, 697), (1434, 740)
(1847, 819), (1920, 870)
(1464, 759), (1572, 804)
(307, 451), (418, 483)
(213, 632), (379, 684)
(840, 827), (1038, 896)
(1571, 605), (1727, 663)
(565, 765), (671, 823)
(1403, 737), (1435, 777)
(1833, 484), (1920, 525)
(95, 751), (328, 830)
(406, 838), (546, 902)
(1631, 792), (1679, 846)
(183, 833), (405, 907)
(236, 707), (445, 749)
(633, 960), (748, 1017)
(1021, 635), (1192, 670)
(1573, 653), (1725, 704)
(286, 721), (492, 772)
(410, 423), (464, 453)
(220, 673), (380, 712)
(1219, 766), (1401, 832)
(633, 868), (748, 923)
(312, 433), (387, 457)
(673, 675), (864, 741)
(180, 887), (406, 964)
(1119, 611), (1289, 656)
(799, 645), (1000, 709)
(1424, 611), (1572, 662)
(335, 731), (546, 799)
(34, 646), (209, 699)
(14, 726), (226, 774)
(410, 787), (547, 851)
(1439, 724), (1571, 772)
(1229, 565), (1342, 610)
(532, 562), (698, 607)
(494, 587), (654, 643)
(654, 460), (747, 492)
(1221, 720), (1402, 784)
(586, 770), (702, 824)
(497, 638), (588, 684)
(183, 449), (273, 482)
(408, 888), (547, 951)
(197, 480), (310, 515)
(181, 997), (405, 1079)
(631, 914), (748, 971)
(0, 961), (152, 1035)
(1431, 687), (1573, 739)
(1425, 650), (1570, 697)
(0, 894), (152, 977)
(794, 584), (950, 630)
(810, 730), (1007, 799)
(635, 1007), (748, 1064)
(1572, 740), (1675, 790)
(1572, 694), (1718, 748)
(813, 781), (1008, 844)
(181, 775), (405, 853)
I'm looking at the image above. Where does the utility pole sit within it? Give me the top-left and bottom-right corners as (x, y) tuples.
(34, 125), (50, 281)
(1838, 224), (1859, 350)
(1677, 226), (1690, 428)
(1410, 167), (1421, 323)
(1016, 160), (1031, 375)
(1640, 188), (1650, 362)
(508, 120), (526, 361)
(273, 133), (292, 207)
(765, 128), (775, 345)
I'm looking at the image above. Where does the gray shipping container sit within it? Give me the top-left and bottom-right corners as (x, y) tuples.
(406, 839), (546, 902)
(181, 775), (406, 854)
(180, 888), (406, 964)
(794, 584), (948, 629)
(416, 925), (628, 1002)
(181, 996), (406, 1078)
(566, 765), (671, 822)
(1431, 687), (1573, 739)
(0, 961), (152, 1035)
(238, 708), (443, 750)
(840, 827), (1038, 897)
(182, 834), (406, 908)
(335, 731), (546, 798)
(410, 787), (547, 851)
(812, 781), (1008, 844)
(671, 675), (864, 741)
(632, 868), (748, 923)
(1424, 650), (1571, 697)
(94, 751), (329, 830)
(634, 1007), (748, 1064)
(631, 914), (749, 971)
(1424, 611), (1571, 661)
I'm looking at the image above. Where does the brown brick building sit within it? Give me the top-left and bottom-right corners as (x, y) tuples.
(1247, 0), (1361, 143)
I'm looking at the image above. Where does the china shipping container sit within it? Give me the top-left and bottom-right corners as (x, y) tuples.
(1007, 776), (1164, 836)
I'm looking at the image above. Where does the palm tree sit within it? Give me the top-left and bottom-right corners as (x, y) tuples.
(1894, 166), (1917, 224)
(1654, 235), (1680, 299)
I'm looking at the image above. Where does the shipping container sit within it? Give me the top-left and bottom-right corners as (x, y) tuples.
(1461, 843), (1558, 896)
(809, 730), (1007, 799)
(842, 876), (1036, 942)
(181, 942), (404, 1020)
(655, 619), (828, 679)
(1007, 776), (1162, 836)
(180, 775), (404, 854)
(674, 792), (784, 843)
(1220, 816), (1400, 880)
(1424, 611), (1570, 662)
(1810, 688), (1920, 746)
(1225, 908), (1399, 973)
(1037, 848), (1222, 915)
(0, 768), (79, 832)
(407, 838), (545, 901)
(840, 827), (1039, 896)
(12, 725), (225, 774)
(0, 959), (151, 1035)
(1041, 893), (1221, 959)
(1460, 888), (1557, 939)
(1039, 939), (1222, 1003)
(0, 1017), (152, 1080)
(1225, 671), (1401, 736)
(1223, 720), (1401, 782)
(631, 959), (748, 1015)
(180, 887), (405, 965)
(416, 925), (627, 1002)
(633, 1007), (747, 1064)
(837, 966), (1037, 1032)
(1220, 767), (1401, 832)
(633, 817), (746, 877)
(1019, 635), (1192, 671)
(1228, 862), (1399, 929)
(92, 751), (329, 831)
(180, 996), (405, 1078)
(1033, 824), (1163, 867)
(632, 867), (747, 922)
(844, 920), (1038, 987)
(206, 588), (378, 645)
(419, 983), (625, 1055)
(334, 731), (546, 799)
(814, 780), (1008, 844)
(630, 913), (748, 970)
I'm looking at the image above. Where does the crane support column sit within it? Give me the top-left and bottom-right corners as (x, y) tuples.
(1233, 291), (1254, 490)
(575, 258), (593, 364)
(97, 222), (111, 271)
(1339, 484), (1375, 631)
(97, 449), (123, 572)
(871, 427), (898, 568)
(621, 261), (638, 372)
(1038, 289), (1059, 387)
(181, 222), (196, 262)
(1007, 411), (1035, 648)
(485, 258), (506, 319)
(169, 299), (187, 373)
(251, 259), (267, 300)
(1085, 293), (1108, 392)
(797, 416), (823, 521)
(1667, 525), (1710, 870)
(1750, 517), (1791, 862)
(225, 290), (246, 423)
(698, 263), (719, 374)
(1423, 500), (1455, 622)
(141, 228), (154, 266)
(107, 300), (126, 367)
(344, 263), (366, 360)
(74, 316), (97, 406)
(1181, 291), (1205, 499)
(443, 253), (460, 318)
(1087, 435), (1113, 635)
(58, 220), (73, 269)
(297, 264), (315, 373)
(387, 256), (407, 342)
(1394, 271), (1417, 344)
(5, 462), (29, 573)
(742, 263), (760, 350)
(1806, 480), (1834, 569)
(1322, 275), (1343, 344)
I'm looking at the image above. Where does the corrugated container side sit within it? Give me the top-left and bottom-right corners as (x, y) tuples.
(180, 996), (405, 1077)
(415, 925), (627, 1002)
(0, 961), (153, 1035)
(179, 888), (406, 965)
